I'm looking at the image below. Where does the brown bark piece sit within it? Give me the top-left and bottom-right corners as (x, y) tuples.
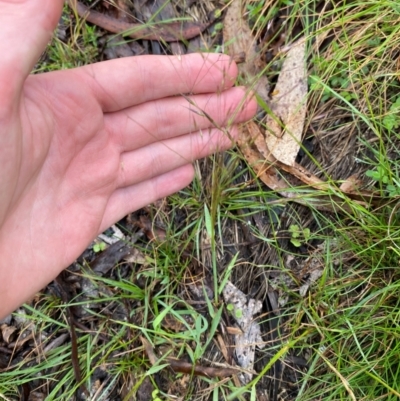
(222, 280), (265, 384)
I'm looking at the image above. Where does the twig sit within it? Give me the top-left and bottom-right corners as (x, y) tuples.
(54, 276), (89, 398)
(140, 336), (238, 378)
(67, 0), (215, 42)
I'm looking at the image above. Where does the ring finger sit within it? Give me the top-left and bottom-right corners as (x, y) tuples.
(105, 86), (255, 152)
(116, 125), (238, 189)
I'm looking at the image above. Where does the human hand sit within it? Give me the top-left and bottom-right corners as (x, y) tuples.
(0, 0), (256, 318)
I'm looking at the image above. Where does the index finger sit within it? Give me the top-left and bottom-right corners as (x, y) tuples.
(78, 53), (238, 112)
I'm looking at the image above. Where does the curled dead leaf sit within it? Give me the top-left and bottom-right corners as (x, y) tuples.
(1, 324), (17, 344)
(237, 123), (285, 191)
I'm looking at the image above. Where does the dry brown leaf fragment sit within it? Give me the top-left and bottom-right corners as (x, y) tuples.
(339, 174), (363, 193)
(161, 313), (184, 333)
(1, 324), (17, 344)
(216, 334), (230, 363)
(223, 0), (269, 102)
(124, 248), (147, 265)
(237, 122), (287, 191)
(7, 330), (35, 349)
(265, 39), (308, 166)
(136, 215), (166, 242)
(226, 326), (243, 335)
(276, 159), (330, 191)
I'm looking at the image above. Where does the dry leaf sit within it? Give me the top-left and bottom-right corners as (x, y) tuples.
(265, 39), (308, 166)
(137, 215), (166, 242)
(161, 313), (184, 333)
(216, 334), (230, 363)
(223, 2), (377, 213)
(237, 122), (285, 191)
(223, 0), (269, 102)
(226, 326), (243, 335)
(124, 248), (147, 265)
(280, 164), (382, 204)
(277, 159), (330, 191)
(1, 324), (17, 344)
(339, 174), (363, 193)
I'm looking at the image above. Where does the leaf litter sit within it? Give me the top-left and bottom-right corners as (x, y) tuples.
(223, 0), (270, 103)
(264, 38), (308, 166)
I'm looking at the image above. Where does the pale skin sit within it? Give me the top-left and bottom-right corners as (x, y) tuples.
(0, 0), (257, 319)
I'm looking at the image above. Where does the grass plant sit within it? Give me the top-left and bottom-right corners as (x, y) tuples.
(2, 0), (400, 400)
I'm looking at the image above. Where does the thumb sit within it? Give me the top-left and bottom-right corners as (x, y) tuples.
(0, 0), (63, 99)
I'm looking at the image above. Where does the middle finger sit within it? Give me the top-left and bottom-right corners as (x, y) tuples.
(105, 86), (255, 152)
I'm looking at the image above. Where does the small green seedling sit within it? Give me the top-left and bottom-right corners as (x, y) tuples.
(383, 96), (400, 131)
(152, 389), (163, 401)
(365, 165), (390, 183)
(227, 303), (243, 319)
(92, 241), (106, 253)
(366, 165), (400, 196)
(289, 224), (311, 247)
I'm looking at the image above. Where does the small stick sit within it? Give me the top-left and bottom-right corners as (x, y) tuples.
(68, 0), (214, 42)
(140, 336), (238, 378)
